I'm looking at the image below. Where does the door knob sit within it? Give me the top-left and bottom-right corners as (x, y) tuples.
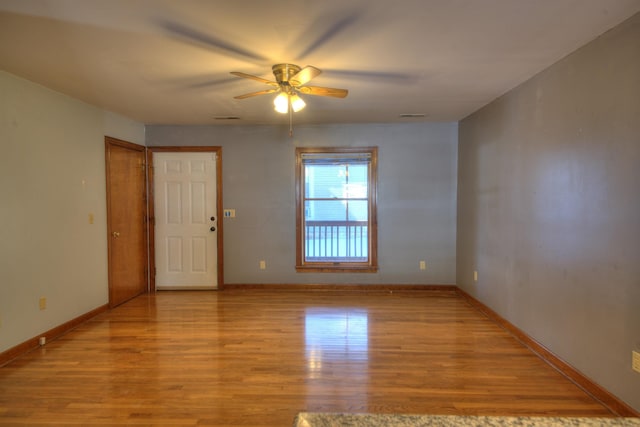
(112, 231), (120, 238)
(210, 227), (216, 232)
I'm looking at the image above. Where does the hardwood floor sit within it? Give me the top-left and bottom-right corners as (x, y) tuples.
(0, 289), (615, 426)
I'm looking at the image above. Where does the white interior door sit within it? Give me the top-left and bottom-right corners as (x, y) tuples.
(154, 152), (218, 289)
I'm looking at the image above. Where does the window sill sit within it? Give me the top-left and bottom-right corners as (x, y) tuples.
(296, 264), (378, 273)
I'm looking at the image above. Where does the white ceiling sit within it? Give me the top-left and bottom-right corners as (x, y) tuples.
(1, 0), (639, 126)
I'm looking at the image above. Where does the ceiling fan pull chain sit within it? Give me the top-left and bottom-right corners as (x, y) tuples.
(289, 98), (294, 137)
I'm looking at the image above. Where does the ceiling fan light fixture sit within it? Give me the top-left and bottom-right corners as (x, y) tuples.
(274, 92), (289, 114)
(232, 63), (347, 120)
(290, 93), (306, 112)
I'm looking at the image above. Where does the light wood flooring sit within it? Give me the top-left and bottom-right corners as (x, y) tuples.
(0, 289), (615, 426)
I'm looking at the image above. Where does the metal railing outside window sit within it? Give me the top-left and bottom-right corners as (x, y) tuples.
(304, 220), (368, 261)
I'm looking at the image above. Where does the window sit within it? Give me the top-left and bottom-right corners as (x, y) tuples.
(295, 147), (378, 272)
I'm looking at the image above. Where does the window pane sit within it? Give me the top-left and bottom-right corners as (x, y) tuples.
(347, 200), (368, 221)
(305, 164), (346, 199)
(304, 201), (368, 262)
(345, 164), (368, 198)
(305, 200), (347, 221)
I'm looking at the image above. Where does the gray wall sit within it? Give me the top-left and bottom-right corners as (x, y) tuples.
(146, 122), (458, 285)
(0, 71), (145, 353)
(457, 14), (640, 411)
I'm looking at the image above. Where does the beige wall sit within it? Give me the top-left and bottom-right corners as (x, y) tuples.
(0, 71), (144, 352)
(457, 14), (640, 410)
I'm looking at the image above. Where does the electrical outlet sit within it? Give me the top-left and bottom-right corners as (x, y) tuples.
(88, 213), (94, 224)
(633, 351), (640, 373)
(39, 297), (46, 310)
(473, 271), (478, 282)
(259, 260), (266, 270)
(419, 260), (426, 270)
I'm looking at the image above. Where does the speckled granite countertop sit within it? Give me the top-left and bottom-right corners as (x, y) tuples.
(293, 413), (640, 427)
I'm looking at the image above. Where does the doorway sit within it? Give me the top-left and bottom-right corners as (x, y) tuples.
(148, 147), (223, 290)
(105, 137), (148, 307)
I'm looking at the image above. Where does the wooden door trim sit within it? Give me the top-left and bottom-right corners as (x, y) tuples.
(147, 146), (223, 291)
(105, 137), (149, 307)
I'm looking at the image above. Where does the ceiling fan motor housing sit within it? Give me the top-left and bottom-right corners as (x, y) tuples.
(272, 64), (301, 84)
(231, 64), (347, 100)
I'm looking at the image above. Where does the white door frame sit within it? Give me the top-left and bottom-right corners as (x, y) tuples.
(147, 146), (223, 291)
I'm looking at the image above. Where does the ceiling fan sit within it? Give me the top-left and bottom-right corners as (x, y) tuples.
(231, 64), (348, 115)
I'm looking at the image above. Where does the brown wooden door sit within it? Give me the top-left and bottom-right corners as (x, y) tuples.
(105, 137), (148, 307)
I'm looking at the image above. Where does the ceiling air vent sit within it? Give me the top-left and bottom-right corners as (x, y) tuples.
(399, 113), (427, 118)
(214, 116), (241, 120)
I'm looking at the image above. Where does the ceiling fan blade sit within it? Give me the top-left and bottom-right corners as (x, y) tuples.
(295, 11), (360, 59)
(290, 66), (321, 87)
(323, 69), (420, 84)
(178, 76), (239, 89)
(231, 71), (279, 86)
(298, 86), (348, 98)
(234, 88), (279, 99)
(160, 20), (268, 63)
